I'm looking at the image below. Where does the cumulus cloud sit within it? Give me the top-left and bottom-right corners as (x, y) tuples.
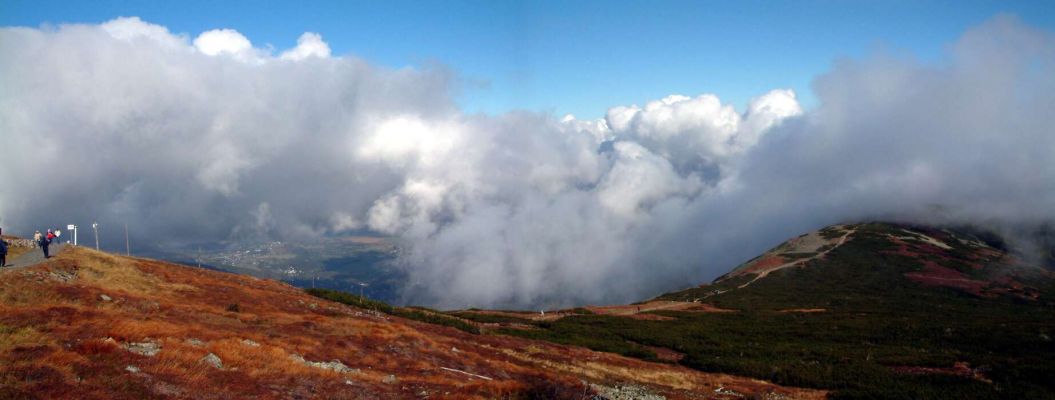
(280, 32), (331, 61)
(604, 90), (801, 179)
(194, 29), (252, 55)
(0, 15), (1052, 308)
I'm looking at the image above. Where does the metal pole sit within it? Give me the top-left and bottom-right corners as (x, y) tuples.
(92, 222), (99, 250)
(124, 223), (130, 256)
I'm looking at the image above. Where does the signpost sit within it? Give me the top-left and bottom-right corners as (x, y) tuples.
(358, 282), (368, 301)
(67, 224), (78, 246)
(92, 222), (100, 250)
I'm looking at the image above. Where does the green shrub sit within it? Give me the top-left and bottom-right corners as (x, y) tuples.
(306, 288), (479, 334)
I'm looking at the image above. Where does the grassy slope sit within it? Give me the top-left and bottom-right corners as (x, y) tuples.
(0, 246), (823, 400)
(492, 223), (1055, 399)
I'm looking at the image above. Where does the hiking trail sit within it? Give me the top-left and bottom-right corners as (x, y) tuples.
(3, 243), (66, 269)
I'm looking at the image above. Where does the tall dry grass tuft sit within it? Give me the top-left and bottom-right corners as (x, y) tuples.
(66, 247), (164, 296)
(0, 324), (52, 351)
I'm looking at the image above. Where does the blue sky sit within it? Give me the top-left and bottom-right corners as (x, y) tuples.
(3, 0), (1053, 118)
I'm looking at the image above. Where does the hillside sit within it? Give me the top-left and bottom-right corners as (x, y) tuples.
(466, 223), (1055, 399)
(0, 246), (824, 399)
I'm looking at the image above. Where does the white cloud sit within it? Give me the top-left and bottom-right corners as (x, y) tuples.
(597, 141), (701, 218)
(280, 32), (332, 61)
(194, 28), (254, 59)
(102, 16), (188, 48)
(603, 91), (800, 180)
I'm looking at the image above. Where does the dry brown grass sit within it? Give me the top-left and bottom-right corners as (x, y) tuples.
(0, 324), (52, 351)
(0, 246), (824, 399)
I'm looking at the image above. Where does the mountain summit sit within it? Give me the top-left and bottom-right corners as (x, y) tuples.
(667, 222), (1053, 306)
(472, 222), (1055, 399)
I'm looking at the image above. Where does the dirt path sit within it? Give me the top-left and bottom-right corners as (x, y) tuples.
(3, 243), (66, 269)
(736, 227), (856, 289)
(587, 300), (734, 317)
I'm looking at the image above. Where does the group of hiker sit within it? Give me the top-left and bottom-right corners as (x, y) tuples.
(0, 227), (60, 268)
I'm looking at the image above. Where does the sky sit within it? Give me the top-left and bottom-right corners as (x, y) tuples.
(1, 2), (1054, 309)
(3, 0), (1053, 118)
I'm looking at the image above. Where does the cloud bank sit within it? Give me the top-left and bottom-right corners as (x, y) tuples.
(1, 16), (1052, 308)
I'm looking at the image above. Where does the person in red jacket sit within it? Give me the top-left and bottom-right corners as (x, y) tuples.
(40, 229), (55, 258)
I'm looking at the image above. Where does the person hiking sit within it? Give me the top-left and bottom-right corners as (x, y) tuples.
(0, 228), (7, 267)
(33, 231), (42, 248)
(39, 229), (53, 259)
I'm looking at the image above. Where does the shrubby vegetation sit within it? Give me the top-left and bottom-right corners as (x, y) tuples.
(451, 312), (533, 324)
(498, 224), (1055, 399)
(306, 288), (480, 334)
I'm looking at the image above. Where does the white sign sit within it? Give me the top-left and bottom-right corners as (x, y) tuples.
(67, 224), (75, 230)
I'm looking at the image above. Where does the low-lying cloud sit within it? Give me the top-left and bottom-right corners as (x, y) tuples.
(1, 16), (1052, 308)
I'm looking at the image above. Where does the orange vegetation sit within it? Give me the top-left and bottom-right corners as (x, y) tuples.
(0, 247), (825, 399)
(883, 234), (1040, 300)
(736, 255), (787, 276)
(586, 300), (736, 317)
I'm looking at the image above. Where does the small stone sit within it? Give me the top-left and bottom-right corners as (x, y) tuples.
(125, 365), (140, 373)
(99, 294), (112, 302)
(242, 339), (260, 347)
(344, 380), (355, 385)
(185, 338), (205, 347)
(382, 374), (397, 384)
(201, 353), (223, 369)
(124, 341), (161, 357)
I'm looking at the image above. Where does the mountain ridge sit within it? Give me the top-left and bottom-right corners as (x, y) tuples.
(460, 221), (1055, 399)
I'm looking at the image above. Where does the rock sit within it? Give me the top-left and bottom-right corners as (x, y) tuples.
(589, 383), (665, 400)
(48, 270), (77, 283)
(289, 354), (358, 373)
(201, 353), (223, 369)
(185, 338), (205, 347)
(382, 374), (398, 384)
(99, 294), (112, 302)
(242, 339), (260, 347)
(124, 341), (161, 357)
(125, 365), (140, 374)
